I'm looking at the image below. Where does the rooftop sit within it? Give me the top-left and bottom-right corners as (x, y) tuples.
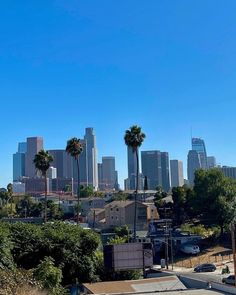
(83, 276), (186, 294)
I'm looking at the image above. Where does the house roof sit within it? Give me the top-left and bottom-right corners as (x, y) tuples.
(89, 208), (105, 214)
(105, 200), (148, 209)
(83, 276), (186, 294)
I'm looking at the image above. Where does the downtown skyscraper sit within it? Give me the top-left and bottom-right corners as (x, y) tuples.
(187, 137), (208, 186)
(141, 150), (170, 192)
(170, 159), (184, 187)
(141, 151), (162, 190)
(25, 137), (44, 178)
(192, 138), (208, 169)
(98, 156), (118, 190)
(13, 142), (27, 181)
(187, 150), (201, 186)
(84, 127), (98, 190)
(50, 128), (99, 190)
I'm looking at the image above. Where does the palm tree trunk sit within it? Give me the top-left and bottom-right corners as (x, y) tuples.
(44, 174), (47, 223)
(76, 158), (80, 225)
(10, 196), (13, 216)
(134, 148), (139, 241)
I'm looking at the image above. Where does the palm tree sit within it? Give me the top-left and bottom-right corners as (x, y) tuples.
(7, 183), (13, 217)
(66, 137), (83, 224)
(124, 125), (146, 241)
(33, 150), (53, 223)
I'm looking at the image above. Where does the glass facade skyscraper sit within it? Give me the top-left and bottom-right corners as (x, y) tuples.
(187, 150), (201, 186)
(13, 142), (27, 182)
(141, 150), (170, 192)
(192, 138), (208, 169)
(141, 151), (162, 190)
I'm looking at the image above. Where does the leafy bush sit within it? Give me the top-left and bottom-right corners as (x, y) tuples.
(181, 223), (220, 238)
(34, 257), (67, 295)
(4, 222), (100, 284)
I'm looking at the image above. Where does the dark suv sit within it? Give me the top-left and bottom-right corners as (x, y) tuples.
(222, 275), (235, 285)
(194, 263), (216, 272)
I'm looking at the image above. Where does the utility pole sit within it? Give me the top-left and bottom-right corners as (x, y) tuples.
(165, 218), (169, 270)
(231, 223), (236, 287)
(170, 229), (174, 270)
(159, 207), (172, 270)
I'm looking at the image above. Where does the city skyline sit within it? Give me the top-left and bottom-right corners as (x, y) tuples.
(11, 130), (229, 191)
(2, 1), (236, 187)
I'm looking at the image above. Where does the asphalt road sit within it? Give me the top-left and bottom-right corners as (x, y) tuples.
(177, 271), (223, 284)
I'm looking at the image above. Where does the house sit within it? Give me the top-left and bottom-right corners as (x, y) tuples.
(104, 200), (148, 230)
(60, 196), (105, 216)
(145, 203), (159, 221)
(80, 197), (105, 217)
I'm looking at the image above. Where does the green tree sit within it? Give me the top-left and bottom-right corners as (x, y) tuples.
(154, 186), (167, 208)
(0, 223), (14, 270)
(16, 195), (43, 218)
(112, 191), (128, 201)
(193, 168), (236, 235)
(7, 183), (13, 216)
(80, 185), (94, 198)
(124, 125), (145, 240)
(34, 256), (66, 295)
(66, 138), (83, 224)
(9, 222), (100, 285)
(172, 186), (187, 225)
(33, 150), (53, 223)
(47, 200), (63, 220)
(114, 225), (130, 238)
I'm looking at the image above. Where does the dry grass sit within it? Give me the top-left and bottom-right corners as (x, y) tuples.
(0, 269), (48, 295)
(174, 246), (233, 268)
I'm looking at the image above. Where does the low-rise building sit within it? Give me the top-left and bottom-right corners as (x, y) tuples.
(104, 200), (148, 230)
(80, 197), (105, 217)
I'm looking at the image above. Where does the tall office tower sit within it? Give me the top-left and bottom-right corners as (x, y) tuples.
(207, 156), (216, 169)
(127, 146), (139, 190)
(101, 156), (116, 190)
(18, 142), (27, 153)
(187, 150), (201, 186)
(97, 157), (118, 190)
(48, 167), (57, 179)
(48, 150), (73, 179)
(141, 151), (162, 190)
(124, 173), (144, 190)
(192, 138), (208, 169)
(98, 163), (103, 189)
(170, 160), (184, 187)
(25, 137), (44, 178)
(114, 170), (119, 191)
(84, 128), (98, 189)
(13, 142), (27, 181)
(161, 152), (170, 192)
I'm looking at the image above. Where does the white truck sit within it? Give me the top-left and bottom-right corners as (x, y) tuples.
(180, 244), (200, 254)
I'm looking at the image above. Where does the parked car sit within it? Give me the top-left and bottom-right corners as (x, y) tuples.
(222, 275), (235, 285)
(181, 244), (200, 255)
(194, 263), (216, 272)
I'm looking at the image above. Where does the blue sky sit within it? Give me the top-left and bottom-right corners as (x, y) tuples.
(1, 1), (236, 188)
